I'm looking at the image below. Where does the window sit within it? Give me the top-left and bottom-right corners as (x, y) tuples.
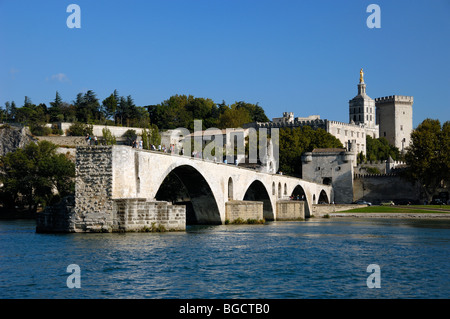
(337, 128), (341, 134)
(228, 178), (233, 200)
(357, 132), (359, 138)
(370, 115), (372, 121)
(362, 133), (364, 138)
(400, 125), (403, 131)
(345, 130), (348, 136)
(384, 132), (386, 137)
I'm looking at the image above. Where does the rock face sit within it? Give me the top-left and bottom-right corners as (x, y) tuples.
(0, 125), (35, 156)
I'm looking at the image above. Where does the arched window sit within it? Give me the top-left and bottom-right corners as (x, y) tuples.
(278, 183), (282, 198)
(228, 177), (233, 200)
(272, 182), (275, 195)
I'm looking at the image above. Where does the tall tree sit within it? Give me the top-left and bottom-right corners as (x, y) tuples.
(218, 106), (252, 129)
(366, 136), (400, 162)
(74, 90), (102, 123)
(405, 119), (450, 201)
(101, 93), (118, 123)
(0, 141), (75, 213)
(49, 91), (64, 122)
(277, 126), (343, 176)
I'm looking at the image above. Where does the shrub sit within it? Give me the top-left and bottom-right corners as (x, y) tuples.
(67, 122), (93, 136)
(30, 123), (52, 136)
(102, 127), (116, 145)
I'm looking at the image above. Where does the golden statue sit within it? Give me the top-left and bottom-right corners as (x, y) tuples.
(360, 68), (364, 83)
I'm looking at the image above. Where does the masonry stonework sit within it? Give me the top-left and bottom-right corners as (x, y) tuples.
(276, 200), (305, 220)
(225, 201), (263, 222)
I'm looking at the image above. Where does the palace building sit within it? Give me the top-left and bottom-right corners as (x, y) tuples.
(244, 69), (413, 156)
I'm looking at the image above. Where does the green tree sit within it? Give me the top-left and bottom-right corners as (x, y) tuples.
(232, 101), (269, 123)
(218, 106), (253, 129)
(74, 90), (103, 123)
(49, 91), (63, 122)
(0, 141), (75, 213)
(102, 93), (118, 123)
(141, 124), (161, 150)
(366, 136), (400, 162)
(405, 119), (450, 201)
(123, 129), (137, 146)
(278, 126), (343, 176)
(67, 122), (93, 136)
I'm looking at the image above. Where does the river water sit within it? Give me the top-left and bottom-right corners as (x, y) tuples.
(0, 218), (449, 299)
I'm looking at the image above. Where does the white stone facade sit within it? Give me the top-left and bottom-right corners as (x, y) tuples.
(246, 76), (411, 157)
(375, 95), (413, 153)
(301, 148), (355, 204)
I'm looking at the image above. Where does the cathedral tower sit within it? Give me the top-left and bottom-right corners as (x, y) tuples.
(349, 68), (376, 128)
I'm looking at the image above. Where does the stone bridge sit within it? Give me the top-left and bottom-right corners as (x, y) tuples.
(37, 146), (332, 232)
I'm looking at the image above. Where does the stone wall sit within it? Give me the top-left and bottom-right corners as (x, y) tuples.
(36, 146), (187, 232)
(276, 200), (305, 220)
(302, 149), (354, 204)
(52, 122), (146, 138)
(113, 199), (185, 231)
(74, 146), (115, 232)
(312, 204), (367, 217)
(36, 196), (77, 233)
(225, 201), (263, 222)
(353, 175), (420, 204)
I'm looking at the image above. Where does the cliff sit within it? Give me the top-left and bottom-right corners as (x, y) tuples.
(0, 124), (36, 156)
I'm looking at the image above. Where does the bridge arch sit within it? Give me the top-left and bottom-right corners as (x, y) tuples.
(155, 164), (221, 225)
(290, 184), (311, 217)
(318, 189), (329, 204)
(243, 179), (274, 221)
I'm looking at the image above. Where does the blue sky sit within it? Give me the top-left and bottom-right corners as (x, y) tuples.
(1, 0), (449, 127)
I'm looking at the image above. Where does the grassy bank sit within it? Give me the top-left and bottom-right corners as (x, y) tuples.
(341, 205), (450, 214)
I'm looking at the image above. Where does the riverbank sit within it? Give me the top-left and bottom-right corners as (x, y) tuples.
(313, 205), (450, 219)
(317, 212), (450, 219)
